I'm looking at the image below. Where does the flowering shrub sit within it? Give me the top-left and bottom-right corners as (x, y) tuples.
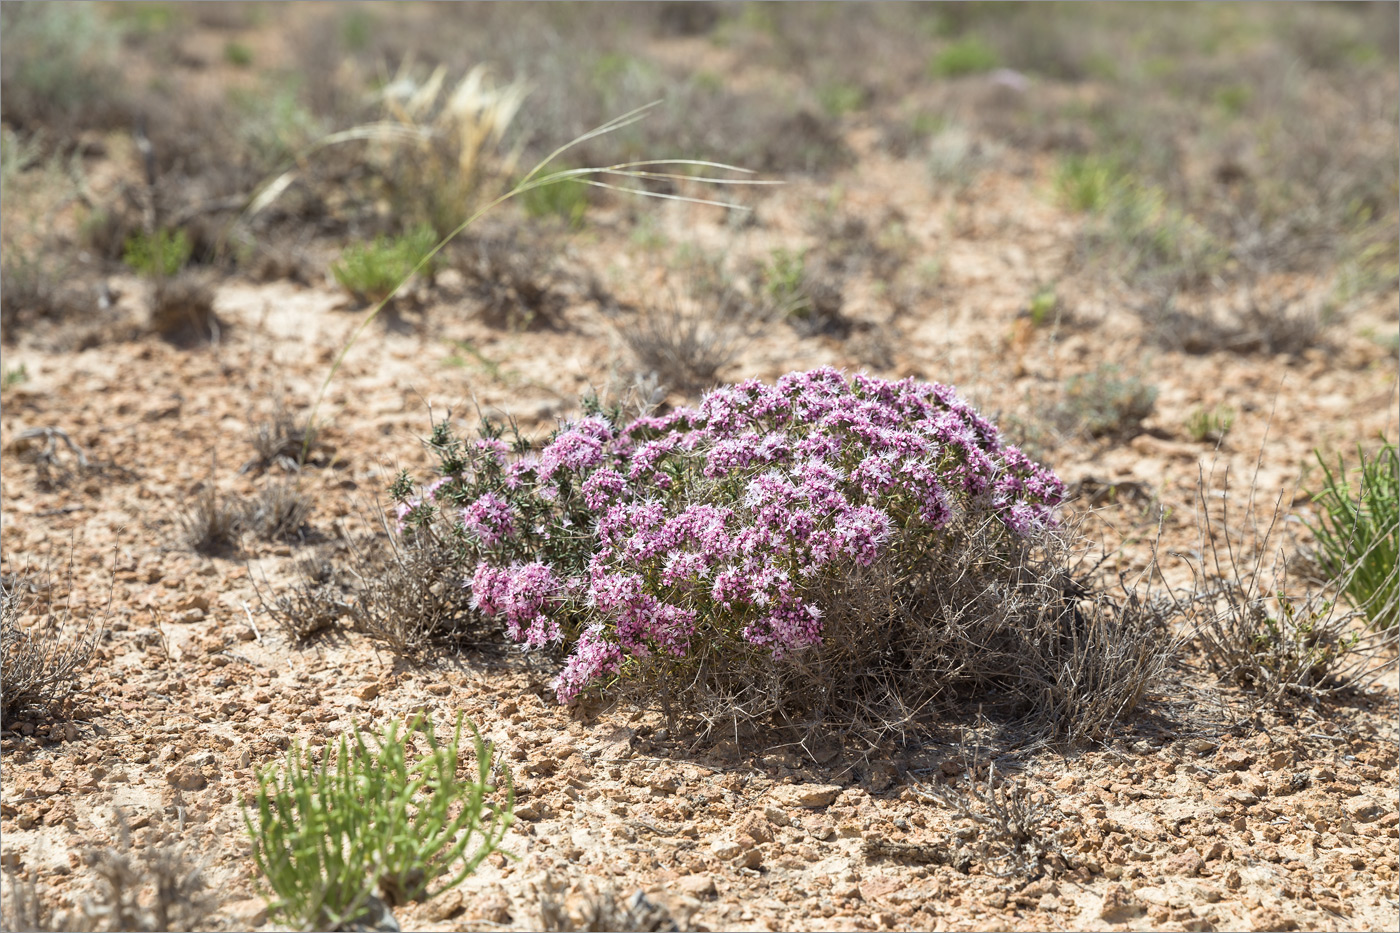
(391, 369), (1085, 730)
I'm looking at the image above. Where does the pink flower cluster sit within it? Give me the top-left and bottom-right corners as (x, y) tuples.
(439, 369), (1063, 703)
(460, 492), (515, 547)
(468, 561), (560, 648)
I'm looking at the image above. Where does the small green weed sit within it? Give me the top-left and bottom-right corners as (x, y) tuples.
(243, 712), (513, 931)
(1054, 156), (1118, 213)
(818, 81), (867, 117)
(518, 172), (589, 228)
(1186, 405), (1234, 443)
(332, 226), (438, 304)
(1241, 595), (1361, 699)
(340, 9), (373, 51)
(110, 2), (180, 36)
(123, 228), (192, 280)
(930, 36), (999, 77)
(443, 339), (507, 382)
(1027, 285), (1057, 327)
(760, 247), (810, 317)
(2, 364), (27, 389)
(223, 41), (254, 68)
(1306, 440), (1398, 630)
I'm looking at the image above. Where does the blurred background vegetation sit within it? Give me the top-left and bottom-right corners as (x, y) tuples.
(2, 0), (1396, 344)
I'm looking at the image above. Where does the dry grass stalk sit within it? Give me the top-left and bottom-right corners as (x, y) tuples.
(254, 557), (349, 642)
(0, 571), (101, 724)
(176, 483), (243, 555)
(913, 750), (1070, 880)
(1177, 465), (1397, 708)
(243, 401), (320, 474)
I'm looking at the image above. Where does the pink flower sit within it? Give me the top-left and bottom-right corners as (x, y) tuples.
(460, 493), (515, 547)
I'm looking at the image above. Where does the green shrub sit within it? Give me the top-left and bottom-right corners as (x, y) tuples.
(243, 712), (513, 931)
(1306, 440), (1399, 630)
(817, 81), (867, 117)
(760, 247), (810, 317)
(123, 228), (192, 280)
(759, 248), (849, 337)
(331, 226), (438, 304)
(930, 36), (999, 78)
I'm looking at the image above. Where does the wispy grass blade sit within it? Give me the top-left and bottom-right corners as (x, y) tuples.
(300, 102), (776, 461)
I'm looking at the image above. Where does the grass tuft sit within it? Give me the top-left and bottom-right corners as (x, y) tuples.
(1305, 440), (1398, 631)
(1186, 405), (1235, 444)
(1183, 466), (1396, 708)
(930, 36), (1000, 78)
(177, 483), (244, 555)
(332, 226), (438, 305)
(0, 571), (102, 725)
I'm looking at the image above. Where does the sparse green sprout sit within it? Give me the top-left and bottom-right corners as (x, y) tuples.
(242, 712), (513, 932)
(1054, 156), (1117, 213)
(3, 363), (28, 389)
(518, 173), (590, 228)
(1186, 405), (1235, 443)
(1027, 286), (1057, 327)
(123, 228), (192, 280)
(818, 81), (866, 117)
(1224, 594), (1362, 700)
(930, 36), (999, 78)
(761, 247), (810, 318)
(223, 41), (254, 67)
(331, 226), (438, 304)
(1306, 440), (1399, 630)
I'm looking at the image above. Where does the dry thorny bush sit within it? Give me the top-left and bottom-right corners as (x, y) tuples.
(0, 570), (102, 725)
(254, 555), (351, 642)
(147, 273), (220, 347)
(620, 255), (765, 396)
(450, 230), (572, 331)
(255, 506), (491, 652)
(1173, 466), (1398, 709)
(258, 507), (487, 653)
(910, 748), (1072, 882)
(0, 813), (215, 933)
(178, 476), (314, 554)
(536, 880), (681, 933)
(241, 401), (323, 475)
(342, 526), (482, 656)
(619, 514), (1174, 758)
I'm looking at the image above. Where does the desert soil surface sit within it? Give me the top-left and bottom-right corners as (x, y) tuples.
(2, 4), (1398, 932)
